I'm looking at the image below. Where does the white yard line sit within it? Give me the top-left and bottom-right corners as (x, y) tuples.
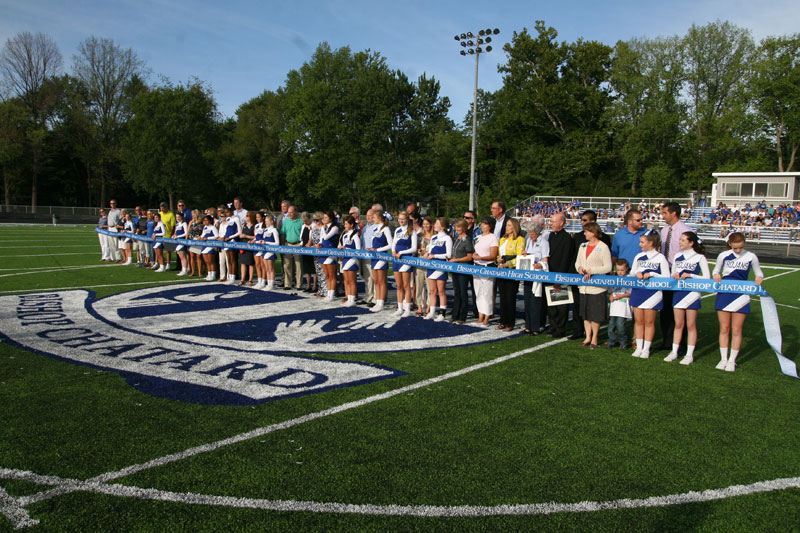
(0, 264), (119, 278)
(3, 467), (799, 521)
(0, 245), (97, 249)
(18, 337), (570, 507)
(0, 253), (97, 258)
(0, 279), (200, 294)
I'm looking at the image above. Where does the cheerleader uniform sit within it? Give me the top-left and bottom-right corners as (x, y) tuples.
(713, 250), (764, 314)
(200, 225), (219, 254)
(370, 224), (393, 270)
(426, 231), (453, 280)
(392, 226), (417, 273)
(320, 224), (340, 265)
(122, 220), (134, 244)
(262, 226), (280, 260)
(671, 250), (710, 310)
(152, 221), (166, 249)
(254, 222), (265, 258)
(221, 216), (242, 242)
(340, 230), (362, 271)
(630, 249), (670, 310)
(173, 221), (188, 252)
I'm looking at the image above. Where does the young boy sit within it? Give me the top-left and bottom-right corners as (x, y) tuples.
(607, 258), (632, 349)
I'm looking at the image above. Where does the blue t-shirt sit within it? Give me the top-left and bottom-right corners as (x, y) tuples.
(610, 226), (647, 267)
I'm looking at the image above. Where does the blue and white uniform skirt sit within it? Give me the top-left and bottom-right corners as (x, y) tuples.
(715, 293), (751, 314)
(393, 258), (413, 273)
(427, 268), (447, 280)
(322, 249), (337, 265)
(153, 240), (163, 250)
(201, 245), (217, 255)
(371, 257), (388, 270)
(673, 290), (701, 310)
(123, 236), (132, 244)
(342, 257), (359, 271)
(630, 288), (663, 310)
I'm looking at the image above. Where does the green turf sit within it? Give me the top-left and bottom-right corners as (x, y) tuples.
(1, 224), (799, 531)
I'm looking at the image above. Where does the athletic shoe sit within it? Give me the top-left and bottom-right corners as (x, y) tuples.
(679, 355), (694, 366)
(434, 313), (445, 322)
(715, 359), (728, 370)
(663, 352), (679, 362)
(631, 349), (642, 358)
(639, 350), (650, 359)
(177, 270), (187, 277)
(724, 361), (736, 372)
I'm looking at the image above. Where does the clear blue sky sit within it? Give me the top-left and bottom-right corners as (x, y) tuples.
(2, 0), (799, 124)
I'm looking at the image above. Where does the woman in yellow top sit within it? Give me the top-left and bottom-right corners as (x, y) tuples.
(574, 222), (612, 348)
(497, 217), (525, 332)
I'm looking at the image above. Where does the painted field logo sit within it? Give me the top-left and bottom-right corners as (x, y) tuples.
(0, 285), (510, 405)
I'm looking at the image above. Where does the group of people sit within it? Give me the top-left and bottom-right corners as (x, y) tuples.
(98, 198), (765, 372)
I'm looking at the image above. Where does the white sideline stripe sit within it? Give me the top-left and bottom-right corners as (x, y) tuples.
(2, 467), (799, 519)
(0, 264), (119, 278)
(19, 337), (569, 507)
(0, 253), (97, 258)
(0, 279), (201, 295)
(0, 245), (97, 249)
(0, 265), (99, 272)
(0, 484), (39, 529)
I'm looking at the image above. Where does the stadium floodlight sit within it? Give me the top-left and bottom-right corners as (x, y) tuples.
(453, 27), (501, 211)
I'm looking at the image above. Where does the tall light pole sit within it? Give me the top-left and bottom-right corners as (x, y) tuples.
(455, 28), (499, 212)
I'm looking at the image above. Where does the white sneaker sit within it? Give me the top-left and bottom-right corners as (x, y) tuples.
(679, 355), (694, 366)
(394, 306), (404, 316)
(639, 350), (650, 359)
(631, 349), (642, 358)
(205, 274), (214, 281)
(254, 281), (264, 289)
(724, 361), (736, 372)
(663, 352), (678, 362)
(156, 265), (166, 272)
(434, 313), (445, 322)
(423, 311), (434, 320)
(343, 299), (356, 307)
(123, 260), (132, 266)
(224, 277), (235, 285)
(177, 270), (187, 277)
(715, 359), (728, 370)
(401, 306), (412, 318)
(370, 303), (384, 313)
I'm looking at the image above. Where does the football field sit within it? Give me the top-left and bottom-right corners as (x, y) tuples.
(1, 225), (800, 531)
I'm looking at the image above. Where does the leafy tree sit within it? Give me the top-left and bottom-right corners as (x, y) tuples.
(0, 98), (31, 204)
(681, 20), (755, 192)
(0, 31), (63, 210)
(610, 36), (685, 194)
(120, 80), (219, 207)
(72, 36), (148, 205)
(750, 34), (800, 172)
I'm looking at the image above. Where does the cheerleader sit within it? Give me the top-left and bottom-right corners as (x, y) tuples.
(120, 210), (134, 266)
(712, 232), (764, 372)
(253, 212), (266, 288)
(366, 209), (393, 312)
(339, 215), (362, 307)
(172, 212), (190, 276)
(665, 232), (709, 365)
(261, 214), (280, 291)
(423, 217), (453, 322)
(199, 215), (219, 281)
(217, 207), (242, 285)
(630, 229), (669, 359)
(391, 211), (417, 317)
(316, 211), (340, 301)
(151, 213), (167, 272)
